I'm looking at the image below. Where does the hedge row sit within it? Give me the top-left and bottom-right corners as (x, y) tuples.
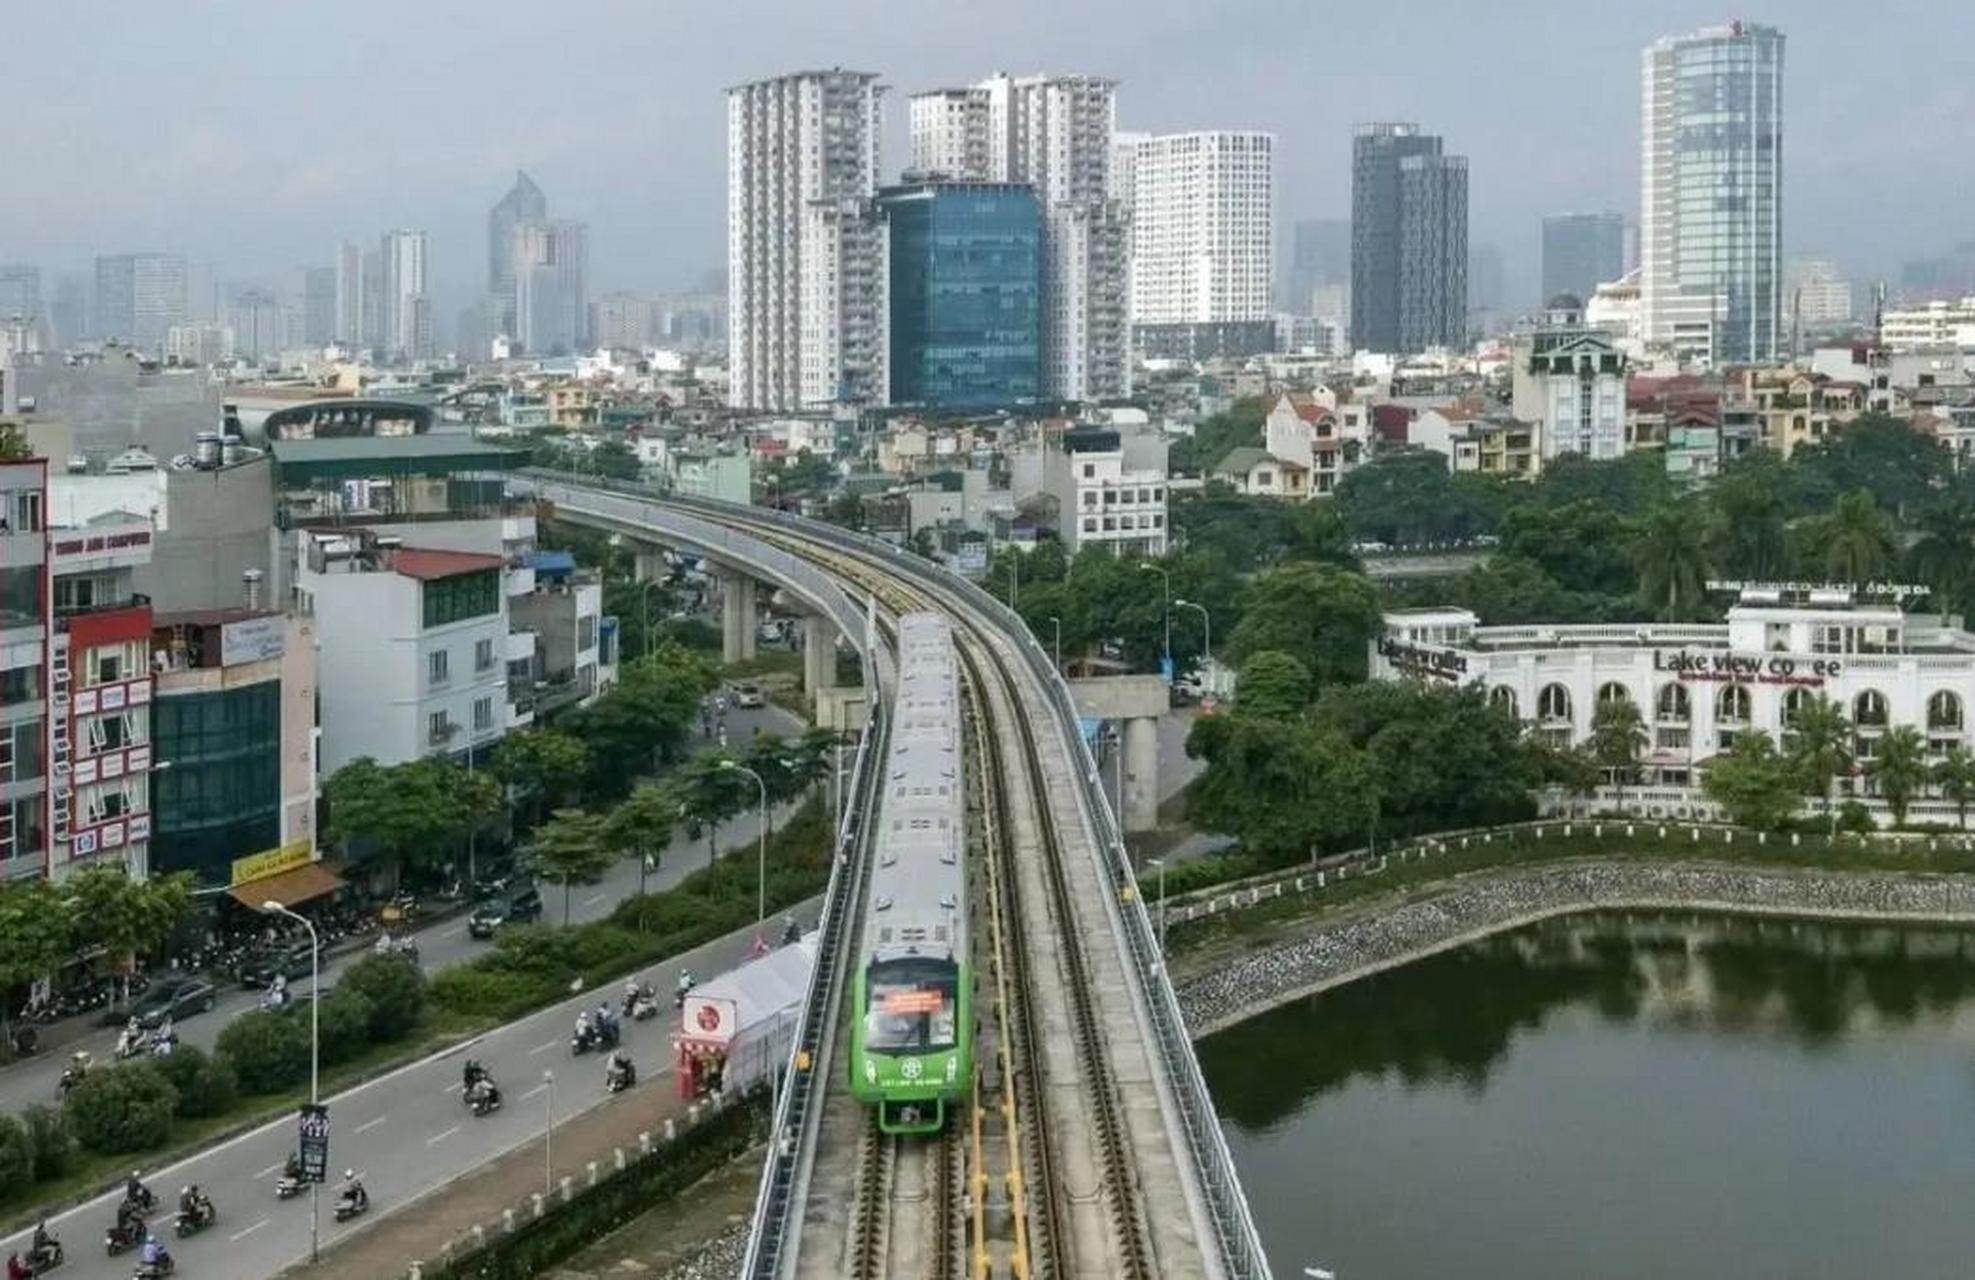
(0, 955), (428, 1210)
(432, 800), (833, 1021)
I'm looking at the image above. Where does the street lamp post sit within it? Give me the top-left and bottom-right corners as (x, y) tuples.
(260, 901), (321, 1264)
(1147, 857), (1168, 952)
(542, 1068), (555, 1196)
(1174, 598), (1211, 692)
(1045, 615), (1062, 670)
(637, 579), (665, 660)
(1140, 563), (1171, 673)
(1006, 554), (1019, 610)
(720, 761), (769, 930)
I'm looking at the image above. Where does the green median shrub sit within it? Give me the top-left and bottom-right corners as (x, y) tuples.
(65, 1062), (178, 1154)
(19, 1105), (72, 1181)
(0, 1115), (32, 1200)
(316, 989), (376, 1066)
(216, 1011), (311, 1094)
(338, 953), (428, 1041)
(154, 1046), (238, 1119)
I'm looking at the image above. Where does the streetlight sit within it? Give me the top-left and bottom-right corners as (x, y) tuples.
(1005, 553), (1019, 610)
(259, 901), (321, 1264)
(1174, 598), (1211, 692)
(720, 760), (769, 930)
(542, 1068), (555, 1196)
(1146, 857), (1168, 953)
(1045, 615), (1062, 670)
(637, 578), (665, 660)
(1139, 563), (1171, 674)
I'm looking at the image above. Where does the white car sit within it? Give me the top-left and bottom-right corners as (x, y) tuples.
(732, 683), (765, 709)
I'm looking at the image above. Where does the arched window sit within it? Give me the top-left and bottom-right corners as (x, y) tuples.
(1597, 681), (1633, 710)
(1656, 683), (1691, 724)
(1538, 683), (1572, 724)
(1717, 685), (1752, 725)
(1928, 690), (1963, 732)
(1784, 687), (1815, 726)
(1854, 689), (1888, 728)
(1489, 686), (1518, 717)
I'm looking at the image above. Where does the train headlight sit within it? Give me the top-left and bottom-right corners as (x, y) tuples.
(945, 1056), (957, 1083)
(864, 1059), (877, 1083)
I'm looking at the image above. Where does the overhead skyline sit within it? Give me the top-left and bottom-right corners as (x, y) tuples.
(3, 0), (1965, 328)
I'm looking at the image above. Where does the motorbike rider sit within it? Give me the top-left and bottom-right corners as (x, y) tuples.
(374, 929), (393, 956)
(116, 1016), (143, 1056)
(462, 1058), (486, 1093)
(151, 1016), (175, 1057)
(781, 914), (801, 946)
(469, 1071), (498, 1112)
(6, 1252), (27, 1280)
(27, 1220), (53, 1266)
(178, 1183), (211, 1227)
(125, 1170), (151, 1210)
(339, 1169), (368, 1212)
(605, 1048), (635, 1090)
(572, 1008), (593, 1046)
(282, 1149), (304, 1183)
(138, 1234), (169, 1273)
(594, 1001), (618, 1042)
(676, 968), (695, 1003)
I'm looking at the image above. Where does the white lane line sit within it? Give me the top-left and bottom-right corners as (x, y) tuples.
(352, 1115), (388, 1136)
(425, 1125), (461, 1146)
(527, 1038), (559, 1056)
(581, 892), (606, 906)
(230, 1218), (269, 1242)
(254, 1162), (283, 1179)
(439, 924), (466, 940)
(518, 1083), (549, 1102)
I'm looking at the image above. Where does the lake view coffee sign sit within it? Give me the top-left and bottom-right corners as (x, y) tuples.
(1653, 650), (1841, 686)
(1378, 638), (1469, 681)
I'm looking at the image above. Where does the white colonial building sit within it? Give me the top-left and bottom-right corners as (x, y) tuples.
(1375, 585), (1975, 826)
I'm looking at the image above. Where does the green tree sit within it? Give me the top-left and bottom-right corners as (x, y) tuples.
(1934, 743), (1975, 830)
(493, 727), (593, 817)
(1172, 396), (1267, 475)
(0, 423), (29, 462)
(1317, 682), (1543, 835)
(65, 1062), (178, 1153)
(1786, 693), (1853, 829)
(1791, 414), (1950, 520)
(1707, 449), (1795, 580)
(1233, 651), (1313, 721)
(603, 782), (678, 904)
(324, 756), (490, 877)
(1630, 501), (1712, 622)
(153, 1045), (239, 1118)
(1225, 562), (1380, 686)
(1187, 717), (1374, 859)
(20, 1105), (73, 1181)
(0, 1114), (33, 1199)
(63, 868), (191, 1006)
(338, 953), (428, 1041)
(1333, 450), (1497, 547)
(524, 808), (616, 924)
(315, 989), (376, 1065)
(566, 644), (716, 798)
(1588, 697), (1648, 808)
(672, 753), (758, 867)
(1869, 724), (1929, 827)
(1908, 501), (1975, 614)
(0, 879), (72, 1046)
(589, 440), (642, 481)
(215, 1011), (311, 1093)
(1812, 490), (1898, 584)
(1500, 499), (1636, 601)
(1701, 730), (1798, 829)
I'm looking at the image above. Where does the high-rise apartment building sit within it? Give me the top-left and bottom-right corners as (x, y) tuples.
(1284, 219), (1349, 317)
(302, 267), (337, 347)
(488, 171), (548, 305)
(512, 219), (589, 355)
(228, 288), (286, 362)
(1351, 125), (1467, 353)
(1786, 256), (1853, 332)
(333, 242), (366, 349)
(727, 69), (887, 410)
(1640, 22), (1785, 366)
(0, 266), (40, 326)
(881, 179), (1040, 409)
(93, 254), (188, 354)
(1126, 131), (1275, 358)
(378, 230), (431, 361)
(908, 73), (1132, 401)
(1542, 212), (1626, 304)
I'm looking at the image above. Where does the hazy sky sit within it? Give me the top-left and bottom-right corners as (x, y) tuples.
(6, 0), (1966, 321)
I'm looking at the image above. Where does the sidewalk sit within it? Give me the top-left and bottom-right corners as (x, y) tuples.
(284, 1065), (724, 1278)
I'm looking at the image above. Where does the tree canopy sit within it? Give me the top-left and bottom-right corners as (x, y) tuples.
(1226, 561), (1381, 686)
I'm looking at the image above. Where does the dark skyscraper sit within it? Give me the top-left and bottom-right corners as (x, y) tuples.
(302, 266), (337, 346)
(1542, 212), (1625, 304)
(1352, 123), (1467, 353)
(488, 170), (548, 299)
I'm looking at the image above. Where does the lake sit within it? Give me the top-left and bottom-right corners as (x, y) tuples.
(1198, 911), (1975, 1280)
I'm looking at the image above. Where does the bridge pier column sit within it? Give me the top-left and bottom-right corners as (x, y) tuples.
(1122, 715), (1160, 833)
(803, 615), (837, 696)
(722, 571), (757, 665)
(632, 544), (666, 584)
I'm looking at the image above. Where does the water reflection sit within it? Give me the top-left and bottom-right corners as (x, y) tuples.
(1201, 911), (1975, 1133)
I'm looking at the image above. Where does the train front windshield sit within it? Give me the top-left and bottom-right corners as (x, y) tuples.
(864, 957), (959, 1053)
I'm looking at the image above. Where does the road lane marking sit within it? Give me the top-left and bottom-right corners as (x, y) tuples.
(254, 1162), (283, 1179)
(440, 924), (466, 940)
(518, 1082), (549, 1101)
(582, 892), (606, 906)
(230, 1218), (269, 1242)
(352, 1115), (388, 1135)
(527, 1038), (559, 1055)
(425, 1125), (461, 1146)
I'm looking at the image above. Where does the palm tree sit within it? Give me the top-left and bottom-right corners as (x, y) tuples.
(1870, 725), (1929, 828)
(1908, 502), (1975, 614)
(1816, 490), (1898, 585)
(1709, 458), (1793, 580)
(1631, 502), (1713, 622)
(1934, 744), (1975, 830)
(1786, 693), (1853, 833)
(1589, 698), (1649, 810)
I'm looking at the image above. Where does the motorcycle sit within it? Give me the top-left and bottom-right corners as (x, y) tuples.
(131, 1255), (174, 1279)
(57, 1056), (90, 1099)
(332, 1189), (368, 1223)
(569, 1020), (619, 1056)
(104, 1219), (143, 1257)
(113, 1030), (149, 1061)
(627, 994), (658, 1022)
(122, 1185), (157, 1216)
(605, 1061), (636, 1094)
(468, 1085), (502, 1118)
(273, 1175), (305, 1201)
(171, 1200), (215, 1239)
(24, 1239), (62, 1275)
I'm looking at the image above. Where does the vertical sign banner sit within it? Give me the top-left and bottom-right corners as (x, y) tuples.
(298, 1103), (330, 1183)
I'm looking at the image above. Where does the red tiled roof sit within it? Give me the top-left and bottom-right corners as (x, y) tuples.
(391, 548), (504, 581)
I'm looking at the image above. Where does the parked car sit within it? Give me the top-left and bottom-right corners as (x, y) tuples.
(732, 683), (765, 709)
(132, 976), (217, 1029)
(238, 943), (313, 989)
(468, 885), (545, 939)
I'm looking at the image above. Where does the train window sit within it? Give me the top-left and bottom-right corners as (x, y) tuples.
(864, 957), (959, 1053)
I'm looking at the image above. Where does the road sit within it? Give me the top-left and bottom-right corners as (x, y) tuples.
(4, 898), (822, 1279)
(0, 701), (801, 1118)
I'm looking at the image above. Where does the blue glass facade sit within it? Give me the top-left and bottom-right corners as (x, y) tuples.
(883, 182), (1041, 410)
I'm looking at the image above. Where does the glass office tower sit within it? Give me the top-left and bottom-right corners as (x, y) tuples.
(882, 180), (1041, 410)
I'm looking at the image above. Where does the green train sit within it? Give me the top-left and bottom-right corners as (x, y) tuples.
(847, 612), (972, 1134)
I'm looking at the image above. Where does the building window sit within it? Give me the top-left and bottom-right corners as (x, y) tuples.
(577, 617), (597, 652)
(473, 697), (494, 732)
(1854, 689), (1888, 728)
(474, 639), (495, 673)
(1717, 685), (1751, 725)
(0, 665), (40, 704)
(1537, 683), (1572, 724)
(1656, 683), (1690, 725)
(422, 570), (500, 628)
(429, 649), (450, 687)
(427, 712), (452, 746)
(1596, 681), (1633, 710)
(1081, 463), (1095, 479)
(86, 643), (141, 687)
(1783, 687), (1815, 727)
(1489, 686), (1518, 718)
(1927, 690), (1962, 732)
(1, 720), (44, 783)
(1082, 518), (1097, 533)
(1083, 492), (1097, 507)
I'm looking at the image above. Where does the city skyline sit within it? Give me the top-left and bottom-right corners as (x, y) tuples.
(2, 0), (1964, 332)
